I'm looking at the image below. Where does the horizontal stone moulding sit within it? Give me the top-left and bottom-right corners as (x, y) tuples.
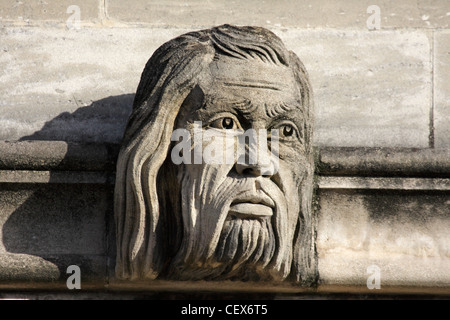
(0, 281), (448, 297)
(0, 141), (449, 178)
(317, 147), (450, 177)
(0, 140), (120, 172)
(2, 170), (448, 191)
(0, 170), (115, 184)
(318, 176), (450, 190)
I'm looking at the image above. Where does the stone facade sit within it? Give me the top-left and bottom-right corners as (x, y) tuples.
(0, 1), (449, 297)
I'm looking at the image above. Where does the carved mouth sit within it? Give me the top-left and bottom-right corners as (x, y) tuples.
(228, 191), (275, 219)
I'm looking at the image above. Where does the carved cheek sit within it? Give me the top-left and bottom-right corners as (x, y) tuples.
(277, 155), (307, 218)
(278, 148), (308, 183)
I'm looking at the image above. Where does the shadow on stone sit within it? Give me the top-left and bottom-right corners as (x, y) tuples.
(2, 94), (133, 284)
(20, 94), (134, 143)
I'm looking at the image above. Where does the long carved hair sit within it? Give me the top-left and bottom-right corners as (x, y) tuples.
(114, 24), (317, 283)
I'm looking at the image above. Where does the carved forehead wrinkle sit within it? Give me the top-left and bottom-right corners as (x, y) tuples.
(207, 56), (298, 91)
(196, 56), (302, 118)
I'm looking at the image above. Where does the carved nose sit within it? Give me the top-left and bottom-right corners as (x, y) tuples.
(235, 162), (275, 177)
(234, 135), (279, 177)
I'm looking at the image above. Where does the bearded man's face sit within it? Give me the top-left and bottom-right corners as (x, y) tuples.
(167, 56), (309, 281)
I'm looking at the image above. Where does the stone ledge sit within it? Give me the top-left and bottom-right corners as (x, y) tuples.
(1, 141), (449, 177)
(0, 280), (448, 297)
(0, 141), (448, 294)
(1, 142), (449, 189)
(0, 141), (119, 171)
(2, 171), (449, 191)
(0, 170), (115, 184)
(318, 147), (450, 177)
(318, 176), (450, 190)
(0, 253), (107, 283)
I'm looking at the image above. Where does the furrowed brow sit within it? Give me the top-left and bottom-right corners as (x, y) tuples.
(202, 97), (258, 115)
(265, 102), (299, 118)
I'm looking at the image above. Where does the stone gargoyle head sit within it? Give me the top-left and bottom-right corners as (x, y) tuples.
(114, 24), (316, 284)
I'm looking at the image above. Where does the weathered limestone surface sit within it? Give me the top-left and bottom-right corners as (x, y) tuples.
(317, 189), (450, 287)
(106, 0), (450, 29)
(0, 0), (449, 295)
(0, 183), (112, 283)
(435, 31), (450, 149)
(0, 0), (101, 24)
(1, 0), (449, 29)
(0, 174), (448, 289)
(0, 27), (432, 147)
(281, 29), (431, 147)
(0, 27), (187, 142)
(0, 142), (447, 291)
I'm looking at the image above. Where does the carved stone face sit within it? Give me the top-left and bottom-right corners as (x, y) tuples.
(115, 25), (315, 283)
(167, 56), (309, 281)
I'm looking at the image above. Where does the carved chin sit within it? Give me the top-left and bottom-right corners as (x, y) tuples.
(212, 216), (276, 280)
(169, 204), (293, 281)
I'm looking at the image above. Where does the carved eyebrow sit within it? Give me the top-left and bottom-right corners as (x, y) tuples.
(265, 102), (297, 118)
(203, 98), (299, 118)
(231, 99), (258, 114)
(222, 81), (281, 91)
(203, 98), (258, 115)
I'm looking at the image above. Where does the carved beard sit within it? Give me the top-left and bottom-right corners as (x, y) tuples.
(213, 215), (275, 280)
(167, 161), (298, 281)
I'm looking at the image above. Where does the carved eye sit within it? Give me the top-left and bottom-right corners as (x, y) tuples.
(210, 117), (240, 130)
(222, 118), (234, 129)
(272, 122), (301, 142)
(281, 124), (294, 137)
